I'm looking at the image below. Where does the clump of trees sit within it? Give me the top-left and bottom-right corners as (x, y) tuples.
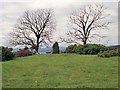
(15, 46), (32, 57)
(65, 44), (107, 55)
(98, 49), (120, 57)
(1, 46), (15, 61)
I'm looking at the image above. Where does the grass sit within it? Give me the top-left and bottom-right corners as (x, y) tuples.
(2, 54), (118, 88)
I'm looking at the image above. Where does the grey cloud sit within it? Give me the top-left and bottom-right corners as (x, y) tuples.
(0, 1), (118, 46)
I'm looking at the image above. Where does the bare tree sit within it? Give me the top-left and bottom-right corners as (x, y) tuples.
(10, 9), (55, 53)
(62, 4), (110, 45)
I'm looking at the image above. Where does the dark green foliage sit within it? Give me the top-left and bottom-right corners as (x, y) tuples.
(83, 44), (107, 54)
(98, 49), (120, 57)
(74, 44), (83, 54)
(15, 47), (32, 57)
(64, 44), (77, 53)
(65, 44), (107, 55)
(1, 46), (15, 61)
(118, 49), (120, 56)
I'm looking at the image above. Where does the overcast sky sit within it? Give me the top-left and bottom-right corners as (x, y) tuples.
(0, 0), (119, 47)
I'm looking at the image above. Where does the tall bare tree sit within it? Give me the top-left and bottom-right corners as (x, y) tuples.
(10, 9), (55, 53)
(63, 4), (110, 45)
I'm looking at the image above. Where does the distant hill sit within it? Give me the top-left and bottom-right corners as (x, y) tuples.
(39, 47), (52, 53)
(39, 46), (66, 53)
(107, 45), (120, 50)
(13, 46), (66, 53)
(12, 48), (21, 52)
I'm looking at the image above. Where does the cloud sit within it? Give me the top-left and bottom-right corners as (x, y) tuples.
(0, 1), (118, 47)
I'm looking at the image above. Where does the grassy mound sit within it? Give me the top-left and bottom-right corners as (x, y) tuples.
(2, 54), (118, 88)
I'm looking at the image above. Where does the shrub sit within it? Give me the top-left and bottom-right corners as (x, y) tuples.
(98, 51), (111, 57)
(74, 45), (84, 54)
(15, 47), (32, 57)
(65, 44), (107, 55)
(118, 49), (120, 56)
(83, 44), (107, 54)
(1, 46), (15, 61)
(64, 44), (77, 53)
(98, 49), (120, 57)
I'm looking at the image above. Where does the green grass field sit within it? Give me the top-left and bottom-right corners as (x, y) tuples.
(2, 54), (118, 88)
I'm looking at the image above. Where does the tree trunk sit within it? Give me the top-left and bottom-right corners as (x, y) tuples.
(83, 41), (86, 45)
(83, 39), (87, 45)
(35, 47), (39, 53)
(35, 36), (40, 53)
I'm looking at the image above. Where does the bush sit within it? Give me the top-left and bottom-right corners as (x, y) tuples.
(64, 44), (77, 53)
(74, 45), (84, 54)
(118, 49), (120, 56)
(98, 51), (111, 57)
(15, 47), (32, 57)
(65, 44), (107, 55)
(98, 49), (120, 57)
(1, 46), (15, 61)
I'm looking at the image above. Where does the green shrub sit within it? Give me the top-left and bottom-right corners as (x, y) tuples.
(98, 49), (120, 57)
(15, 47), (32, 57)
(83, 44), (107, 54)
(65, 44), (107, 55)
(1, 46), (15, 61)
(64, 44), (77, 53)
(98, 51), (111, 57)
(118, 49), (120, 56)
(74, 45), (84, 54)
